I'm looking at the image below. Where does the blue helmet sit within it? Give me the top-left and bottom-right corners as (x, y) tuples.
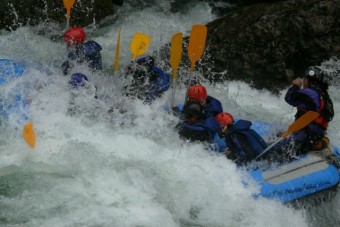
(69, 73), (89, 88)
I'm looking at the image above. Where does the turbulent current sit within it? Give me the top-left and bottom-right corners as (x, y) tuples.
(1, 1), (340, 227)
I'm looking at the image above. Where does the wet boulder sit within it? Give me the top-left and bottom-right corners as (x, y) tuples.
(204, 0), (340, 92)
(0, 0), (119, 31)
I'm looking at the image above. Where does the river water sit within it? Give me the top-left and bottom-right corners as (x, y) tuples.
(1, 1), (340, 226)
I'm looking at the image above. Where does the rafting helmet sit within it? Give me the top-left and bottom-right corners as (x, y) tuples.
(305, 67), (325, 83)
(132, 65), (148, 83)
(187, 84), (208, 104)
(69, 73), (89, 88)
(64, 27), (86, 43)
(215, 112), (234, 128)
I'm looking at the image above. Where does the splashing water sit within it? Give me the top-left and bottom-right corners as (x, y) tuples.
(1, 1), (340, 226)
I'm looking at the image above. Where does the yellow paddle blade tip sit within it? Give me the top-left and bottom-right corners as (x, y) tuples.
(23, 122), (36, 148)
(63, 0), (76, 9)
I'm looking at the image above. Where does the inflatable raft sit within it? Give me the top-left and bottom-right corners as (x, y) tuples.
(0, 58), (36, 148)
(250, 149), (339, 203)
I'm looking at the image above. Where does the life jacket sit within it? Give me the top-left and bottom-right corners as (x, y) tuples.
(204, 96), (223, 118)
(225, 120), (268, 164)
(83, 40), (102, 70)
(298, 90), (333, 130)
(176, 116), (220, 142)
(314, 95), (328, 129)
(62, 41), (102, 75)
(151, 66), (170, 94)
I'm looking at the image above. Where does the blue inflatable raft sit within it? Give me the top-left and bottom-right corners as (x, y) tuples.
(0, 58), (29, 122)
(1, 59), (37, 148)
(250, 151), (339, 203)
(0, 58), (25, 84)
(248, 121), (340, 203)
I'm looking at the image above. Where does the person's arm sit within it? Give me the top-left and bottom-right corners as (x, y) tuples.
(284, 83), (301, 106)
(285, 85), (317, 110)
(176, 122), (211, 142)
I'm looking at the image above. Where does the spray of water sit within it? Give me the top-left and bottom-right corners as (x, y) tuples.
(1, 1), (340, 226)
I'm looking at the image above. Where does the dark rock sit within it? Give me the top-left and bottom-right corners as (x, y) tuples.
(170, 0), (287, 17)
(112, 0), (124, 6)
(205, 0), (340, 93)
(0, 0), (119, 31)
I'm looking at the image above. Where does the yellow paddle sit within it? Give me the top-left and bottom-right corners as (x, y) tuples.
(63, 0), (76, 29)
(255, 111), (320, 160)
(130, 33), (151, 60)
(188, 25), (208, 72)
(114, 27), (122, 73)
(170, 32), (183, 107)
(185, 24), (208, 100)
(23, 121), (36, 148)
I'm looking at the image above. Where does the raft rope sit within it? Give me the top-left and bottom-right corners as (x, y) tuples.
(311, 147), (340, 169)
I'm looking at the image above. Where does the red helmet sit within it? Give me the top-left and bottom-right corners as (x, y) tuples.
(187, 84), (208, 104)
(64, 27), (86, 43)
(215, 112), (234, 128)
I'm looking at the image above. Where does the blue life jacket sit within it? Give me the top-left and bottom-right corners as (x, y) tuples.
(204, 96), (223, 118)
(224, 120), (268, 165)
(141, 66), (170, 103)
(177, 116), (220, 142)
(83, 40), (102, 70)
(152, 66), (170, 94)
(62, 40), (102, 75)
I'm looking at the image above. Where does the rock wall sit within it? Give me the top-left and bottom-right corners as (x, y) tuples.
(205, 0), (340, 92)
(0, 0), (117, 31)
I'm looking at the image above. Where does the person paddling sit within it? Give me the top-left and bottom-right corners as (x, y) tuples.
(214, 112), (268, 166)
(62, 27), (102, 75)
(123, 55), (170, 104)
(281, 66), (334, 155)
(176, 101), (220, 142)
(185, 84), (223, 118)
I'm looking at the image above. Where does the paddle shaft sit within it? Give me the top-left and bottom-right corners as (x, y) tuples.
(169, 32), (183, 108)
(114, 27), (121, 73)
(184, 71), (194, 103)
(255, 111), (320, 160)
(255, 138), (281, 160)
(66, 18), (70, 30)
(170, 77), (177, 107)
(64, 0), (75, 29)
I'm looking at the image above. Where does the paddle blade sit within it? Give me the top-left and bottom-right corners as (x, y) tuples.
(170, 32), (183, 78)
(282, 111), (320, 138)
(114, 27), (122, 72)
(130, 33), (151, 60)
(63, 0), (76, 18)
(188, 25), (207, 71)
(23, 122), (36, 148)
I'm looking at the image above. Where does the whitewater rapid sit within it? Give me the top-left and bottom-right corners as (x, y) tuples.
(1, 1), (340, 226)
